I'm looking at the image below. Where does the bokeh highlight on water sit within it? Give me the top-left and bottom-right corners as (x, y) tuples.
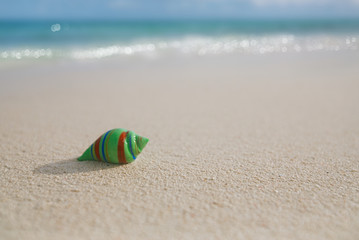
(1, 19), (359, 61)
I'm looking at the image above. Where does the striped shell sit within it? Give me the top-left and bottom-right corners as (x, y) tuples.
(78, 128), (149, 164)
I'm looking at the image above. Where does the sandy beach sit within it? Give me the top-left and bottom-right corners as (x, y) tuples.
(1, 52), (359, 239)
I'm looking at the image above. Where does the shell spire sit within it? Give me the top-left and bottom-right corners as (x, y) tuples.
(78, 128), (149, 164)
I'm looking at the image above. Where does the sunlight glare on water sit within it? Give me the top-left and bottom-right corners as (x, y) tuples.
(51, 24), (61, 32)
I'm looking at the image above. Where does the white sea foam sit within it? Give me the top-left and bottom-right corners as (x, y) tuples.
(0, 48), (54, 60)
(1, 35), (358, 61)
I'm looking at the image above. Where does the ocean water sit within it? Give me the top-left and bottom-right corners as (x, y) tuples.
(1, 19), (359, 61)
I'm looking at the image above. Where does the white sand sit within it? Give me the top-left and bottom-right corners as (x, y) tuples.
(0, 52), (359, 240)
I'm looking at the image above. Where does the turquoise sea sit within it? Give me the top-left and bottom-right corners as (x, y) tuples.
(1, 19), (359, 60)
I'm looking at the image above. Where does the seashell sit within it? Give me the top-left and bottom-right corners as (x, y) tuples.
(78, 128), (149, 164)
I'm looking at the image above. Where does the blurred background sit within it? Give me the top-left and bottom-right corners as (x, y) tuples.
(0, 0), (358, 62)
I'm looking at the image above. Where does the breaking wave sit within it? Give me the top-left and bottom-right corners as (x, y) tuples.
(1, 34), (358, 61)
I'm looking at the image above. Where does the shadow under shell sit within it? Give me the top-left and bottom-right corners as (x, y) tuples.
(33, 158), (121, 175)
